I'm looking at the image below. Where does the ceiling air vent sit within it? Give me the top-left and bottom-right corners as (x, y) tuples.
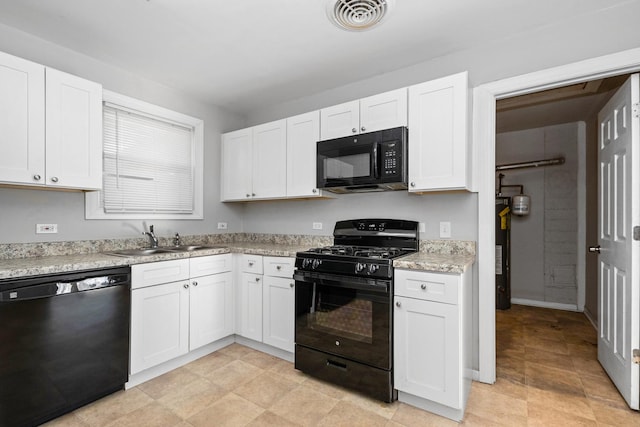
(327, 0), (395, 31)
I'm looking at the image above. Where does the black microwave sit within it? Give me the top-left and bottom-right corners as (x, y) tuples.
(317, 126), (407, 193)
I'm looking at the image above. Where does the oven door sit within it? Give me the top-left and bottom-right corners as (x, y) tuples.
(294, 270), (392, 370)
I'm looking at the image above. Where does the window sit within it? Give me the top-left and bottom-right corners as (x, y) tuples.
(86, 91), (204, 219)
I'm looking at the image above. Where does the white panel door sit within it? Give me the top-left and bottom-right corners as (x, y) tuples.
(252, 119), (286, 199)
(130, 280), (190, 374)
(286, 111), (321, 198)
(360, 88), (407, 134)
(320, 100), (359, 140)
(394, 296), (461, 408)
(221, 128), (252, 201)
(596, 73), (639, 410)
(263, 276), (295, 352)
(45, 68), (102, 189)
(0, 51), (45, 185)
(189, 272), (233, 350)
(408, 72), (468, 192)
(239, 272), (263, 342)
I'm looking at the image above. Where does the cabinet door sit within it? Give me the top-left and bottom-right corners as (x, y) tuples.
(263, 276), (294, 352)
(221, 128), (252, 201)
(0, 51), (45, 185)
(130, 280), (190, 374)
(408, 72), (468, 192)
(394, 296), (461, 409)
(359, 88), (407, 134)
(238, 272), (263, 341)
(320, 100), (359, 140)
(45, 68), (103, 189)
(189, 272), (233, 350)
(252, 119), (286, 199)
(286, 111), (322, 198)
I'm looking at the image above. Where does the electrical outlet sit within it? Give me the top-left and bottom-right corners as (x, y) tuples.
(419, 222), (426, 233)
(439, 221), (451, 238)
(36, 224), (58, 234)
(312, 222), (323, 230)
(217, 222), (228, 230)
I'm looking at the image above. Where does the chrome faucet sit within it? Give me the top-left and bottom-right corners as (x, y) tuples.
(142, 225), (159, 248)
(173, 232), (181, 247)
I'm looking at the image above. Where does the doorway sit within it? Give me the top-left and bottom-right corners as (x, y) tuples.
(473, 47), (640, 386)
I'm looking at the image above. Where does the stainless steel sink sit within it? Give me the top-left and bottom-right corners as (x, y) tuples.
(104, 248), (176, 257)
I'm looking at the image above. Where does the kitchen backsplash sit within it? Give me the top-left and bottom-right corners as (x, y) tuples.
(0, 233), (474, 260)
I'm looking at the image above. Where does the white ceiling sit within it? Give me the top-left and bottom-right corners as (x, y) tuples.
(0, 0), (635, 115)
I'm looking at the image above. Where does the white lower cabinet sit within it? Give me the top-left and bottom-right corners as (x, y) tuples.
(394, 268), (472, 421)
(262, 256), (295, 352)
(130, 255), (233, 375)
(239, 271), (264, 342)
(131, 278), (190, 375)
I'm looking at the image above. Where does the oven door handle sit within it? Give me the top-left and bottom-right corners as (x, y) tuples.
(293, 270), (389, 293)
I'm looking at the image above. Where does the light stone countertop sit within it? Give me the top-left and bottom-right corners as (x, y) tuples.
(393, 251), (475, 274)
(0, 240), (475, 280)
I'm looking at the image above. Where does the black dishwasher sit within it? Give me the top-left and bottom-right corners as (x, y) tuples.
(0, 266), (131, 427)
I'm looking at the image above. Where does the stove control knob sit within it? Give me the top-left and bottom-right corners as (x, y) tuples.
(355, 262), (366, 273)
(302, 258), (312, 269)
(312, 259), (322, 269)
(368, 264), (379, 274)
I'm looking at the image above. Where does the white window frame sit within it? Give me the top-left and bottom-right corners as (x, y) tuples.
(85, 90), (204, 219)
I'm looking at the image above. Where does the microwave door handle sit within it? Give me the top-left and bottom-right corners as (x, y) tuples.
(372, 143), (379, 179)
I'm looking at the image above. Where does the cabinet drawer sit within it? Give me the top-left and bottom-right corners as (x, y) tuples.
(190, 253), (232, 278)
(263, 256), (295, 278)
(131, 259), (190, 289)
(395, 269), (459, 305)
(241, 254), (263, 274)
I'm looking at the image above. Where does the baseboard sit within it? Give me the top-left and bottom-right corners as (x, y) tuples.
(510, 298), (579, 312)
(582, 306), (598, 330)
(234, 336), (294, 362)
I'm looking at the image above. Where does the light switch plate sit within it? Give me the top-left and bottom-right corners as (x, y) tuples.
(217, 222), (228, 230)
(419, 222), (426, 233)
(439, 221), (451, 238)
(312, 222), (323, 230)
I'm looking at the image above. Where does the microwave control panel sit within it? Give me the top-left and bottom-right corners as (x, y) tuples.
(382, 142), (400, 177)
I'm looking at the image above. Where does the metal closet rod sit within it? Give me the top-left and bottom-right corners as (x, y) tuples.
(496, 157), (565, 171)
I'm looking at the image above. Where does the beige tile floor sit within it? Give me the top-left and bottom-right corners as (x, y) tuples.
(43, 305), (640, 426)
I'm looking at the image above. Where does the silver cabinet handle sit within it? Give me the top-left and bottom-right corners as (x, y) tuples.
(352, 127), (357, 133)
(312, 188), (317, 193)
(246, 194), (250, 198)
(192, 281), (198, 286)
(588, 245), (601, 253)
(33, 174), (41, 181)
(183, 284), (189, 289)
(361, 126), (366, 132)
(290, 283), (294, 288)
(252, 193), (256, 197)
(276, 265), (282, 270)
(248, 261), (254, 266)
(421, 284), (427, 290)
(50, 176), (59, 183)
(395, 301), (401, 307)
(410, 182), (416, 187)
(255, 277), (260, 282)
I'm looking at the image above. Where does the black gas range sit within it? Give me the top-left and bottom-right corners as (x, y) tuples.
(294, 219), (418, 402)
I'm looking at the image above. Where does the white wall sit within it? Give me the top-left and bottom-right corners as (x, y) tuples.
(497, 123), (580, 306)
(0, 23), (246, 243)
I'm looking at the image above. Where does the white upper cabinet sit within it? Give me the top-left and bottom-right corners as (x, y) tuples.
(45, 68), (103, 189)
(408, 72), (469, 192)
(252, 119), (287, 199)
(320, 88), (407, 140)
(286, 111), (322, 198)
(221, 127), (252, 201)
(0, 52), (45, 186)
(221, 120), (286, 201)
(0, 50), (102, 190)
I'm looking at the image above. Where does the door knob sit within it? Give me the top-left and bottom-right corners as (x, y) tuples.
(588, 245), (601, 254)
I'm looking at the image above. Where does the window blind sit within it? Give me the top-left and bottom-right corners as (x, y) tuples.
(102, 104), (195, 213)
